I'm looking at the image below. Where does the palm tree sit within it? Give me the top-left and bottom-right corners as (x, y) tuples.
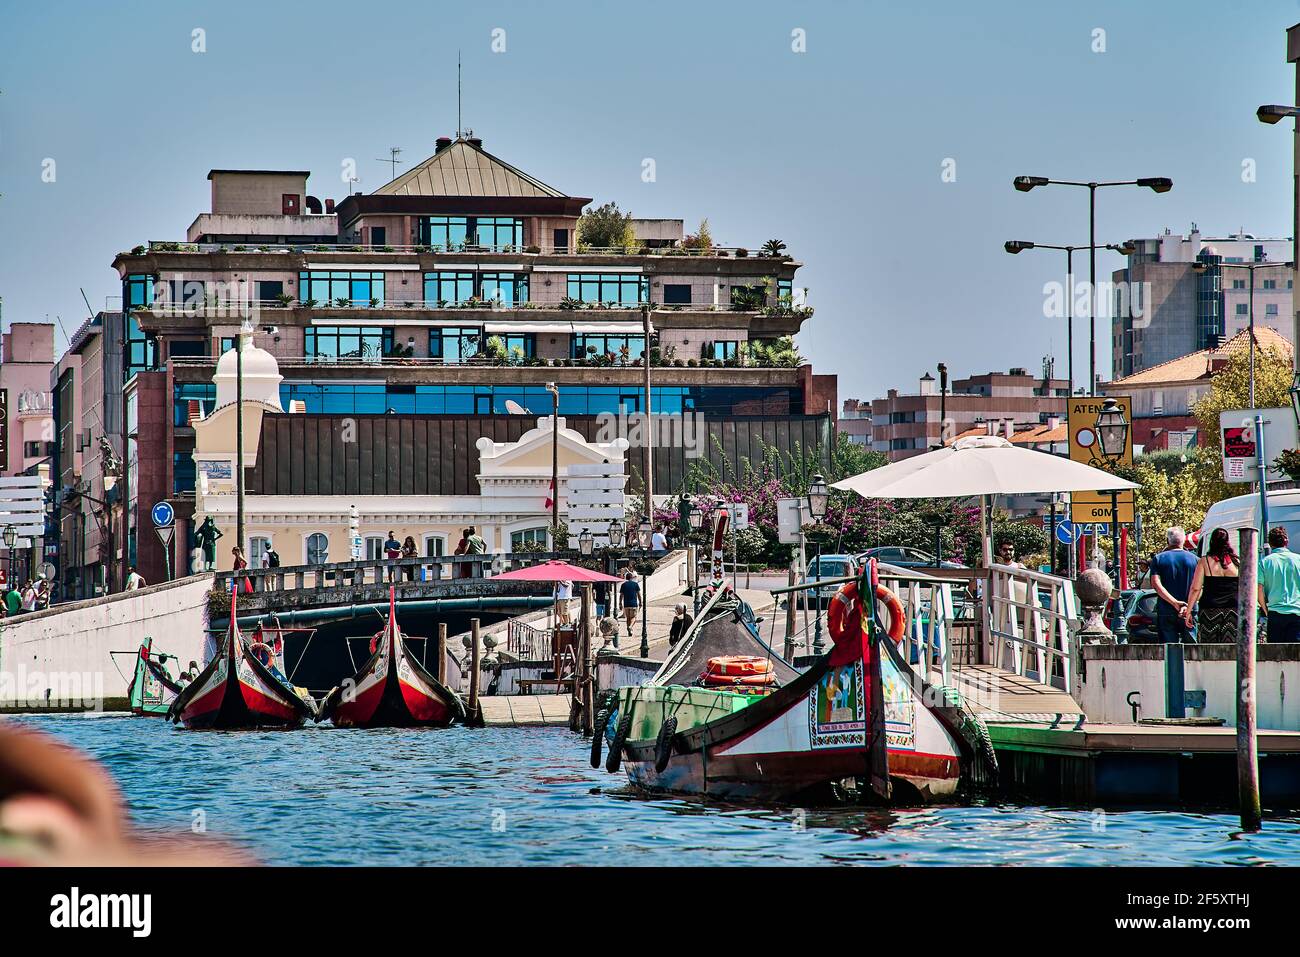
(761, 239), (787, 257)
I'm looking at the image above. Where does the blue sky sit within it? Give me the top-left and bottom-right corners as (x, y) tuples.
(2, 1), (1298, 399)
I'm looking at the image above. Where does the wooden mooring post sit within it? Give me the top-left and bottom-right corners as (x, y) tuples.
(468, 618), (482, 725)
(1237, 526), (1262, 831)
(784, 564), (797, 660)
(436, 621), (447, 685)
(573, 584), (593, 735)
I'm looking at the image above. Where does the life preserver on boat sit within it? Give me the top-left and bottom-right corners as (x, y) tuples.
(826, 582), (906, 644)
(700, 671), (777, 687)
(701, 655), (772, 678)
(249, 642), (274, 667)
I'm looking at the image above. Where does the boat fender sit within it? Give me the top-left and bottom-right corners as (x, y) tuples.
(606, 713), (632, 773)
(654, 716), (678, 773)
(590, 707), (612, 768)
(827, 582), (906, 644)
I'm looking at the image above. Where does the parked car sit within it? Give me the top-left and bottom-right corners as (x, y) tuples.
(1198, 488), (1300, 555)
(857, 546), (966, 570)
(1122, 590), (1160, 642)
(1111, 588), (1153, 641)
(799, 553), (861, 608)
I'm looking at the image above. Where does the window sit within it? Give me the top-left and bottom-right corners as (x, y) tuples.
(1267, 304), (1279, 316)
(424, 271), (476, 305)
(429, 327), (482, 364)
(370, 226), (386, 246)
(424, 536), (446, 557)
(298, 271), (386, 307)
(1236, 303), (1249, 315)
(122, 275), (159, 380)
(572, 334), (645, 360)
(249, 536), (271, 568)
(663, 284), (692, 305)
(730, 284), (766, 310)
(1232, 279), (1246, 289)
(1264, 279), (1278, 290)
(23, 440), (54, 458)
(365, 536), (385, 560)
(304, 326), (394, 362)
(712, 341), (740, 361)
(418, 215), (522, 251)
(566, 273), (646, 305)
(305, 533), (329, 565)
(479, 272), (529, 305)
(511, 527), (548, 550)
(282, 193), (300, 215)
(173, 452), (196, 493)
(169, 340), (207, 360)
(553, 228), (569, 252)
(258, 280), (284, 301)
(500, 333), (535, 357)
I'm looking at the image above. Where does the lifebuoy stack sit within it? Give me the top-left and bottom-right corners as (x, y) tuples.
(699, 655), (777, 692)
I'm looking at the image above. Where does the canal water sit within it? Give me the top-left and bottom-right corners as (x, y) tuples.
(11, 713), (1300, 866)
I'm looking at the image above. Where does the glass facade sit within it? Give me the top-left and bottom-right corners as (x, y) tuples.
(572, 334), (645, 360)
(277, 382), (800, 416)
(429, 326), (482, 363)
(305, 326), (394, 362)
(299, 271), (385, 306)
(1194, 252), (1222, 349)
(173, 452), (196, 494)
(418, 215), (522, 251)
(174, 383), (217, 427)
(423, 270), (528, 305)
(126, 391), (138, 569)
(567, 273), (647, 305)
(424, 271), (475, 304)
(123, 274), (159, 380)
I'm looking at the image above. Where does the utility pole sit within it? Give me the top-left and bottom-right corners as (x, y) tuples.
(546, 383), (559, 548)
(641, 304), (653, 524)
(236, 321), (247, 560)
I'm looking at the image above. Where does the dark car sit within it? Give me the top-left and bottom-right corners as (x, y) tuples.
(1123, 590), (1160, 642)
(857, 546), (966, 570)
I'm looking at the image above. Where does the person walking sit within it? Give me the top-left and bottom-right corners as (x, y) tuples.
(554, 579), (573, 625)
(124, 567), (145, 592)
(1150, 527), (1198, 643)
(619, 571), (641, 639)
(1260, 526), (1300, 643)
(668, 603), (694, 648)
(651, 526), (668, 551)
(593, 579), (609, 619)
(3, 582), (20, 617)
(1183, 528), (1240, 643)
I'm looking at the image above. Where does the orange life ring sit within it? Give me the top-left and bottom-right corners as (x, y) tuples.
(827, 582), (906, 644)
(701, 671), (777, 687)
(249, 641), (273, 666)
(702, 655), (773, 678)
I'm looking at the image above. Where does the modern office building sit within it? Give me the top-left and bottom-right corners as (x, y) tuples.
(102, 135), (835, 581)
(1111, 227), (1293, 379)
(868, 366), (1069, 461)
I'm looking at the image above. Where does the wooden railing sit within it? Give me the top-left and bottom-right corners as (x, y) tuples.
(984, 563), (1079, 691)
(506, 619), (551, 660)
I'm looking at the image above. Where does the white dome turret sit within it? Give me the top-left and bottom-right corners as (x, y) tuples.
(213, 333), (283, 410)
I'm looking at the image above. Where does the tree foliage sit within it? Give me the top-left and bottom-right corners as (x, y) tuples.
(577, 202), (636, 251)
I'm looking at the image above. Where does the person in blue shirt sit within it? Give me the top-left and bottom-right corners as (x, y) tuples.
(619, 571), (641, 639)
(1150, 527), (1199, 643)
(1259, 526), (1300, 643)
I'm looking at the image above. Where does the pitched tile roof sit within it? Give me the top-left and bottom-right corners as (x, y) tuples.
(1107, 326), (1292, 388)
(946, 423), (1067, 446)
(372, 138), (569, 198)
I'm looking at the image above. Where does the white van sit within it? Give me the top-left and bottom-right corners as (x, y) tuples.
(1198, 488), (1300, 553)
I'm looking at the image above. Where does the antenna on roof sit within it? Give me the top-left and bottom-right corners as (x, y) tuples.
(457, 50), (462, 138)
(375, 147), (404, 180)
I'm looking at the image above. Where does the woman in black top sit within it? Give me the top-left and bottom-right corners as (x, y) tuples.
(1183, 527), (1240, 642)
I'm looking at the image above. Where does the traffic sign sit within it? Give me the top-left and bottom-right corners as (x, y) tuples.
(1054, 519), (1079, 545)
(151, 501), (175, 528)
(1067, 396), (1135, 524)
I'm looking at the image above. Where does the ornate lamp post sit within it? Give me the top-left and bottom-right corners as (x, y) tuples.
(806, 473), (829, 654)
(577, 528), (594, 557)
(2, 524), (15, 589)
(1095, 398), (1129, 572)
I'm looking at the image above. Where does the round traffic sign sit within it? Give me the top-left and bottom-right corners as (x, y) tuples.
(151, 501), (175, 528)
(1075, 427), (1096, 449)
(1055, 520), (1078, 545)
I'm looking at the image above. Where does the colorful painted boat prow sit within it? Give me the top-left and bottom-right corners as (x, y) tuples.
(316, 586), (466, 728)
(598, 563), (994, 804)
(123, 637), (186, 716)
(168, 591), (316, 730)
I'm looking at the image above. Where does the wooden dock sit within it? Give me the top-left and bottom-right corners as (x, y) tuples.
(476, 694), (572, 727)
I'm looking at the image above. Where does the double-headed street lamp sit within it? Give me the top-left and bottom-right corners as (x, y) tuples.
(1256, 104), (1300, 400)
(1013, 176), (1172, 395)
(1005, 239), (1137, 397)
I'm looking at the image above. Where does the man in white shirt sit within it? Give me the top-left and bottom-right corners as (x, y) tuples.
(651, 527), (669, 551)
(555, 580), (573, 625)
(125, 567), (145, 591)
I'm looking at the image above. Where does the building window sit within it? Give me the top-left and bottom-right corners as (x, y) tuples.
(23, 441), (54, 458)
(424, 535), (446, 557)
(365, 536), (385, 560)
(711, 341), (740, 361)
(1264, 279), (1278, 290)
(123, 275), (159, 380)
(498, 333), (535, 358)
(1232, 279), (1246, 289)
(479, 272), (529, 306)
(298, 271), (385, 307)
(572, 334), (645, 360)
(566, 273), (646, 305)
(1236, 303), (1249, 315)
(424, 271), (476, 305)
(511, 527), (548, 550)
(730, 284), (766, 310)
(249, 536), (272, 568)
(663, 284), (692, 305)
(169, 340), (207, 359)
(305, 532), (329, 565)
(172, 452), (196, 494)
(258, 280), (284, 301)
(305, 326), (394, 362)
(553, 228), (569, 252)
(429, 327), (482, 364)
(369, 226), (386, 246)
(418, 215), (522, 251)
(1267, 304), (1279, 316)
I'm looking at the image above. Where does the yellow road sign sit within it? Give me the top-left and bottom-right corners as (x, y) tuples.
(1068, 396), (1134, 525)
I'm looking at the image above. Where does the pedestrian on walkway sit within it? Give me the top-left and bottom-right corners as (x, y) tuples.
(1183, 527), (1240, 642)
(619, 571), (641, 639)
(124, 568), (145, 592)
(1151, 527), (1198, 643)
(668, 603), (693, 648)
(1260, 526), (1300, 643)
(384, 530), (402, 582)
(555, 579), (573, 625)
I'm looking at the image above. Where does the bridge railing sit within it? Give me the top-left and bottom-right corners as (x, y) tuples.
(984, 562), (1079, 691)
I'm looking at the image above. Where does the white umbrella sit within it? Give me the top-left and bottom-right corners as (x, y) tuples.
(832, 435), (1138, 564)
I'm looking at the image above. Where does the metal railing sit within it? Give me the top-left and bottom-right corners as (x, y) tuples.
(877, 569), (959, 687)
(984, 562), (1079, 690)
(506, 619), (551, 660)
(142, 240), (792, 259)
(138, 298), (776, 316)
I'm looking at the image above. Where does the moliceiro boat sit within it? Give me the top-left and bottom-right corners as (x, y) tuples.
(595, 564), (996, 804)
(168, 592), (317, 730)
(316, 587), (466, 728)
(118, 637), (188, 716)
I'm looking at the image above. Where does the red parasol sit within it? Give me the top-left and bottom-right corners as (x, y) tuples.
(492, 559), (624, 583)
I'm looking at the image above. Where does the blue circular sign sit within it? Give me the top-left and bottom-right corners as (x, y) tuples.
(151, 501), (175, 528)
(1055, 520), (1078, 546)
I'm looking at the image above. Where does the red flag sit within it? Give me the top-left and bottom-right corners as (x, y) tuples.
(544, 478), (554, 511)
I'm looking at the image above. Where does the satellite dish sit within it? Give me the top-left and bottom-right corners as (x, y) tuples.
(504, 400), (530, 415)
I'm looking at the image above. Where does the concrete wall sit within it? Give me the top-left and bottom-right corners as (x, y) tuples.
(1079, 643), (1300, 730)
(0, 574), (214, 711)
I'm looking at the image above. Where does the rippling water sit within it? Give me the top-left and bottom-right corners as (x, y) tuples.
(10, 713), (1300, 865)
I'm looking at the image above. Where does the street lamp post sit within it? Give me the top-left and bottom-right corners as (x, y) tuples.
(1013, 176), (1172, 395)
(2, 524), (15, 588)
(546, 382), (560, 548)
(1095, 399), (1130, 574)
(936, 362), (948, 447)
(577, 529), (594, 557)
(807, 474), (829, 655)
(1006, 239), (1137, 396)
(1258, 101), (1300, 370)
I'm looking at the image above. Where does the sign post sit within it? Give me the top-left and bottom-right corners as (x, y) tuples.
(151, 501), (175, 581)
(1068, 396), (1134, 527)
